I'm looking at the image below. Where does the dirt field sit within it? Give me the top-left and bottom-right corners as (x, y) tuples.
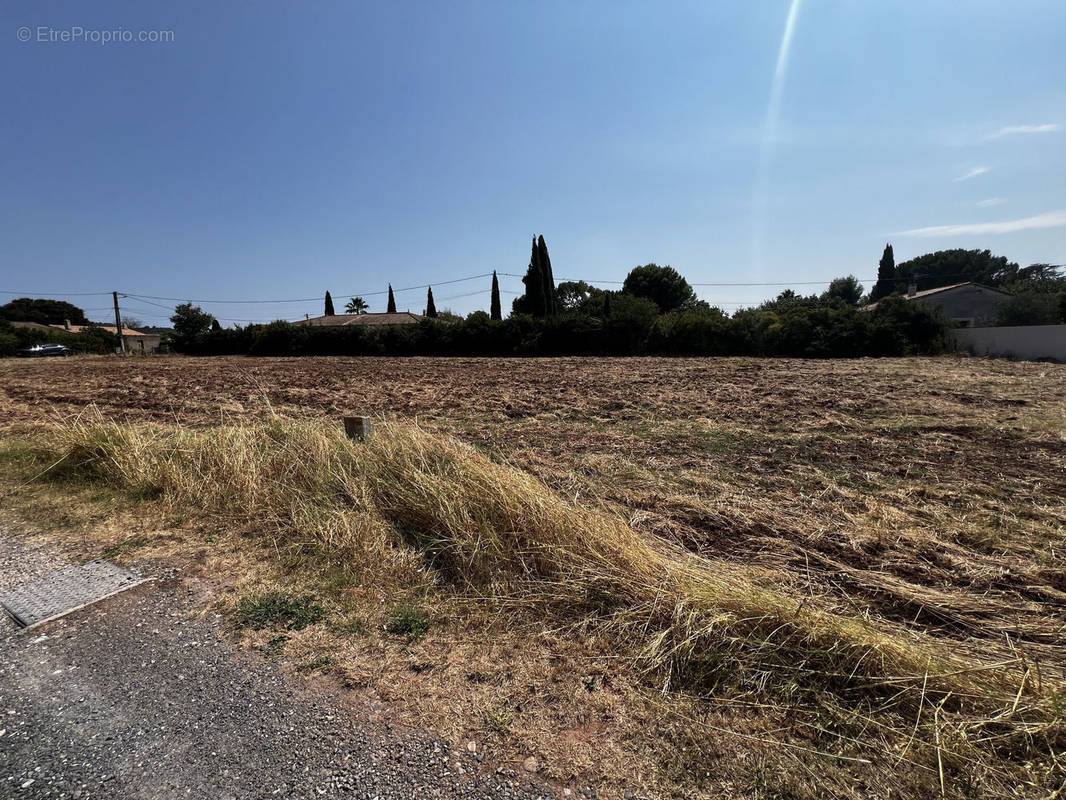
(2, 355), (1064, 799)
(3, 355), (1063, 644)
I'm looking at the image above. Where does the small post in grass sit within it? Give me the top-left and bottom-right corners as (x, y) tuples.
(343, 415), (372, 442)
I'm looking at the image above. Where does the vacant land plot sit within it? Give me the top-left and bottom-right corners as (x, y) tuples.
(1, 355), (1064, 799)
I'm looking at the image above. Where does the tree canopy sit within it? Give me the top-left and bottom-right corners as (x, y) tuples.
(870, 244), (896, 301)
(822, 275), (864, 306)
(895, 249), (1019, 291)
(621, 264), (697, 313)
(170, 303), (217, 351)
(0, 297), (89, 326)
(490, 271), (502, 321)
(556, 280), (597, 311)
(345, 297), (369, 314)
(512, 235), (558, 317)
(996, 263), (1066, 293)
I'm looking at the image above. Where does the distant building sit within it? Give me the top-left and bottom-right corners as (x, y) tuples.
(21, 321), (162, 352)
(863, 282), (1009, 327)
(64, 325), (161, 352)
(296, 312), (424, 327)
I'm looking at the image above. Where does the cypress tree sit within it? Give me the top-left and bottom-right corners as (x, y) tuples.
(871, 244), (896, 301)
(537, 235), (557, 315)
(324, 291), (335, 316)
(490, 271), (502, 320)
(425, 286), (437, 318)
(387, 284), (397, 314)
(603, 291), (611, 318)
(522, 235), (546, 317)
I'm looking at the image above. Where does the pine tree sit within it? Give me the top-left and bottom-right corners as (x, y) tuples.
(387, 285), (397, 314)
(871, 244), (896, 301)
(537, 235), (557, 315)
(425, 287), (437, 318)
(490, 271), (502, 320)
(324, 291), (335, 316)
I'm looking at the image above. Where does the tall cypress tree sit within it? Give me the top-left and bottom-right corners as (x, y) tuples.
(602, 291), (612, 318)
(522, 235), (546, 317)
(537, 235), (557, 316)
(387, 284), (397, 314)
(490, 271), (502, 320)
(425, 286), (437, 318)
(324, 291), (335, 316)
(871, 244), (896, 301)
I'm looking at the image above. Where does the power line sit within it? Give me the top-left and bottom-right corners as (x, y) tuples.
(433, 289), (523, 303)
(0, 289), (113, 296)
(4, 264), (1063, 309)
(119, 272), (496, 305)
(498, 272), (865, 286)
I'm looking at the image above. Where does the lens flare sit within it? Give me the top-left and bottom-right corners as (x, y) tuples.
(751, 0), (803, 278)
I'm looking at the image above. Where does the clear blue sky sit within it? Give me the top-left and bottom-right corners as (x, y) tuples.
(2, 1), (1064, 325)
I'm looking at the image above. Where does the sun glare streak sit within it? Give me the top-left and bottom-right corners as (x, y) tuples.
(751, 0), (803, 279)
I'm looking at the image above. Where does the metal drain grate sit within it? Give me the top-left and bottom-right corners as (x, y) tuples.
(1, 560), (148, 630)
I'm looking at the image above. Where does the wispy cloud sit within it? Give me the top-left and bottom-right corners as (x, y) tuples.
(985, 123), (1061, 140)
(954, 166), (990, 182)
(976, 197), (1004, 208)
(896, 209), (1066, 238)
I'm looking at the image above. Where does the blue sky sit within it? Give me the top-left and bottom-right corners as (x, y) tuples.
(2, 0), (1064, 324)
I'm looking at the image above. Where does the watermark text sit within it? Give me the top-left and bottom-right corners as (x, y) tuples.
(17, 26), (175, 44)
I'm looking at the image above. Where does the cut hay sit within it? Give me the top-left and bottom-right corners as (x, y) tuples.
(42, 414), (1063, 740)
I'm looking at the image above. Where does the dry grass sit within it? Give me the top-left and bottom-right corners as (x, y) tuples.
(1, 355), (1065, 799)
(3, 408), (1062, 798)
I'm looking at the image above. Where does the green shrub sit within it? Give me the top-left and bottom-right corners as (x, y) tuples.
(995, 292), (1065, 326)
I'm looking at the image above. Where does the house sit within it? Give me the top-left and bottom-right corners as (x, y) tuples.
(863, 282), (1009, 327)
(296, 312), (424, 327)
(53, 322), (162, 353)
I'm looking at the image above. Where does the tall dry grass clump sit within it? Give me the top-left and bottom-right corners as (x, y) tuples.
(41, 414), (1064, 766)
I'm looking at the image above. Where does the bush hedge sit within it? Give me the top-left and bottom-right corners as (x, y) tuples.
(183, 295), (948, 359)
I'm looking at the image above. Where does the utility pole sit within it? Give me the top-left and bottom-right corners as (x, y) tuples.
(112, 291), (126, 354)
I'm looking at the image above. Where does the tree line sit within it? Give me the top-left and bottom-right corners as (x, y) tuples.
(180, 291), (945, 359)
(323, 280), (449, 319)
(168, 236), (954, 358)
(4, 239), (1062, 359)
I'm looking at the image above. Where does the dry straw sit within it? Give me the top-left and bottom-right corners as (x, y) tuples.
(41, 413), (1064, 779)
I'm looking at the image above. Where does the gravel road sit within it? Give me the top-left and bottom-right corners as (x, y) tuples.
(0, 534), (559, 800)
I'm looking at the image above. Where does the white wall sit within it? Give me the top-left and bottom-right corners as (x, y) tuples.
(951, 325), (1066, 361)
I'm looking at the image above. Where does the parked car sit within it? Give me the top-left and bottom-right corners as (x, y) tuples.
(17, 343), (73, 358)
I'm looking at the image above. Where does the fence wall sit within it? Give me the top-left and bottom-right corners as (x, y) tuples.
(951, 324), (1066, 361)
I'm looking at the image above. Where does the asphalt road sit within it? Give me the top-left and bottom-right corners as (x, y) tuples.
(0, 535), (558, 800)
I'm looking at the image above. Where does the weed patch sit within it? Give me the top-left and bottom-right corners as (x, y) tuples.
(236, 592), (327, 631)
(385, 606), (431, 640)
(297, 655), (335, 674)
